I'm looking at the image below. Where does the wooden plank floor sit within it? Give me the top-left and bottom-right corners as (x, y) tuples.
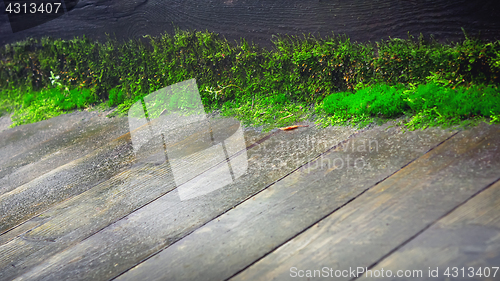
(229, 123), (500, 281)
(360, 180), (500, 281)
(1, 113), (499, 281)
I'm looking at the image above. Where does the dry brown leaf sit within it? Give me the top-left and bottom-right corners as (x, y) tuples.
(279, 125), (309, 131)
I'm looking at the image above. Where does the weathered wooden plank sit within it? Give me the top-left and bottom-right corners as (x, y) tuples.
(0, 116), (269, 280)
(0, 126), (135, 235)
(0, 113), (251, 234)
(114, 123), (456, 281)
(229, 123), (500, 281)
(359, 180), (500, 281)
(0, 116), (130, 196)
(5, 123), (358, 281)
(2, 0), (499, 48)
(0, 111), (103, 165)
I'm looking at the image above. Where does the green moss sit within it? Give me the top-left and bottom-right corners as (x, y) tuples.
(319, 82), (500, 130)
(1, 29), (500, 130)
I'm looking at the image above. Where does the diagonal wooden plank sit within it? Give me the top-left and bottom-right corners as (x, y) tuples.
(0, 127), (136, 235)
(0, 118), (265, 241)
(0, 111), (109, 165)
(0, 117), (269, 280)
(5, 124), (359, 281)
(113, 122), (456, 281)
(0, 115), (256, 235)
(0, 116), (130, 196)
(228, 123), (500, 281)
(0, 118), (271, 266)
(358, 179), (500, 281)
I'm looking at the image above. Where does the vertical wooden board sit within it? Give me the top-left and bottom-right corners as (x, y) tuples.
(230, 123), (500, 281)
(7, 125), (358, 281)
(114, 124), (456, 281)
(0, 117), (272, 280)
(359, 180), (500, 281)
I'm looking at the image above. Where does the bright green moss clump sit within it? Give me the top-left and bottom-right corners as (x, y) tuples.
(323, 84), (407, 118)
(320, 83), (500, 129)
(9, 87), (96, 126)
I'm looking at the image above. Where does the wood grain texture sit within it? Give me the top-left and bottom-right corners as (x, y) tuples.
(0, 122), (135, 235)
(0, 111), (105, 167)
(114, 123), (455, 281)
(231, 123), (500, 281)
(0, 116), (130, 196)
(1, 0), (499, 48)
(359, 180), (500, 281)
(0, 117), (267, 280)
(0, 114), (243, 235)
(0, 123), (356, 281)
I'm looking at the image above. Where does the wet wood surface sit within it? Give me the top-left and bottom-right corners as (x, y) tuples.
(360, 180), (500, 281)
(0, 115), (129, 196)
(115, 124), (455, 281)
(0, 115), (357, 280)
(0, 118), (135, 234)
(0, 114), (499, 281)
(230, 123), (500, 281)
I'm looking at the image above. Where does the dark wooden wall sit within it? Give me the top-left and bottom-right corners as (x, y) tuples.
(1, 0), (500, 48)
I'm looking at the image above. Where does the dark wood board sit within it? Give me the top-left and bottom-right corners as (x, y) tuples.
(229, 123), (500, 281)
(1, 0), (499, 48)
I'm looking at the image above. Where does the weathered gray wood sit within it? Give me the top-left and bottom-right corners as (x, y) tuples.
(359, 180), (500, 281)
(115, 123), (456, 281)
(0, 114), (249, 234)
(0, 124), (135, 234)
(0, 115), (130, 195)
(0, 116), (264, 234)
(0, 111), (103, 165)
(0, 116), (270, 280)
(229, 123), (500, 281)
(5, 124), (358, 281)
(1, 0), (499, 48)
